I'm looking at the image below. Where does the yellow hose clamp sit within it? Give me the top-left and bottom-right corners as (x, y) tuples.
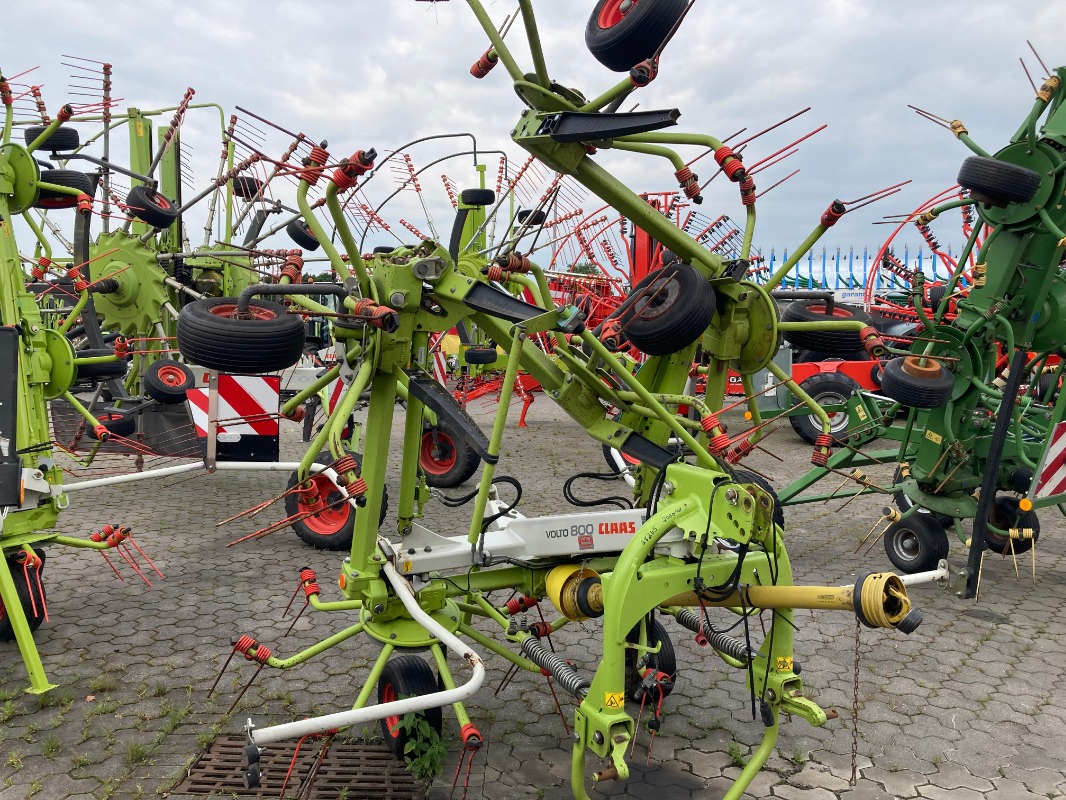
(949, 119), (968, 138)
(853, 571), (921, 633)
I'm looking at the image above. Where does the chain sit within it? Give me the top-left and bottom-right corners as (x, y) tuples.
(851, 617), (861, 785)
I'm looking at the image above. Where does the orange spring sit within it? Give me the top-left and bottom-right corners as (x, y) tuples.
(739, 177), (756, 206)
(497, 253), (531, 273)
(57, 103), (73, 123)
(348, 477), (368, 497)
(727, 439), (754, 464)
(297, 481), (321, 505)
(333, 454), (358, 475)
(352, 298), (376, 316)
(675, 166), (693, 183)
(300, 567), (317, 584)
(470, 49), (498, 79)
(32, 256), (52, 280)
(527, 621), (552, 638)
(486, 264), (506, 283)
(93, 425), (110, 441)
(0, 79), (12, 106)
(714, 146), (745, 181)
(282, 405), (305, 422)
(332, 151), (374, 190)
(709, 433), (731, 454)
(700, 413), (721, 433)
(280, 261), (303, 284)
(113, 337), (129, 358)
(629, 58), (657, 86)
(302, 145), (329, 185)
(77, 193), (93, 214)
(505, 595), (538, 615)
(302, 578), (321, 598)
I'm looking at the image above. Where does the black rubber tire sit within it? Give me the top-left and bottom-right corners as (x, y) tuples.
(870, 363), (884, 388)
(24, 124), (80, 152)
(0, 551), (48, 642)
(143, 359), (196, 404)
(883, 514), (949, 574)
(1034, 373), (1059, 403)
(794, 350), (868, 363)
(420, 424), (481, 488)
(463, 347), (498, 365)
(620, 263), (715, 356)
(378, 655), (443, 759)
(585, 0), (689, 72)
(126, 184), (179, 228)
(602, 442), (640, 474)
(86, 411), (137, 440)
(286, 219), (320, 251)
(74, 348), (128, 382)
(373, 245), (396, 254)
(232, 176), (263, 199)
(459, 188), (495, 206)
(733, 469), (785, 529)
(984, 496), (1039, 555)
(957, 155), (1041, 208)
(516, 209), (547, 225)
(285, 451), (388, 550)
(625, 617), (676, 701)
(926, 284), (948, 310)
(36, 169), (94, 209)
(880, 358), (955, 408)
(781, 300), (873, 356)
(177, 297), (305, 373)
(789, 372), (858, 445)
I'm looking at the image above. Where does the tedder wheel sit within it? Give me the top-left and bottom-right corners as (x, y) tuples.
(284, 451), (388, 550)
(984, 496), (1040, 555)
(781, 300), (873, 356)
(125, 184), (180, 228)
(619, 263), (715, 357)
(789, 372), (858, 446)
(585, 0), (688, 72)
(463, 347), (498, 365)
(86, 411), (137, 440)
(879, 357), (954, 408)
(378, 655), (443, 759)
(143, 359), (195, 404)
(36, 170), (94, 209)
(177, 297), (305, 373)
(459, 188), (495, 206)
(74, 347), (128, 382)
(793, 349), (868, 363)
(232, 176), (263, 199)
(733, 469), (785, 529)
(286, 219), (320, 251)
(0, 551), (48, 641)
(926, 284), (948, 310)
(956, 155), (1041, 208)
(625, 617), (676, 701)
(420, 424), (480, 488)
(883, 514), (949, 574)
(24, 124), (80, 152)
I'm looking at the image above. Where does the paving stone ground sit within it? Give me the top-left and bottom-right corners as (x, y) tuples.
(1, 396), (1063, 799)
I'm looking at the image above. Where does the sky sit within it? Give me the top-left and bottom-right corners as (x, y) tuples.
(3, 1), (1063, 266)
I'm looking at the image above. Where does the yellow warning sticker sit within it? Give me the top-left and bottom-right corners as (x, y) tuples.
(925, 429), (943, 445)
(776, 656), (794, 671)
(856, 405), (868, 421)
(604, 692), (625, 709)
(403, 561), (413, 573)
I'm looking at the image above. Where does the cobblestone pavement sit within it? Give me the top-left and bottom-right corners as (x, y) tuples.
(1, 398), (1064, 800)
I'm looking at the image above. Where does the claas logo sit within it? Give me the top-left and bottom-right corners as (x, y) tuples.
(598, 521), (637, 534)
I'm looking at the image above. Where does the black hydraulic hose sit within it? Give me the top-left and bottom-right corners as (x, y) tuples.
(965, 348), (1028, 598)
(520, 636), (590, 699)
(236, 282), (349, 313)
(449, 207), (471, 266)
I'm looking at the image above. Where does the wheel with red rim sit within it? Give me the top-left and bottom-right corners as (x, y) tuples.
(86, 411), (137, 440)
(420, 424), (480, 488)
(125, 184), (180, 228)
(0, 551), (47, 642)
(378, 655), (442, 760)
(35, 169), (94, 210)
(585, 0), (689, 72)
(781, 300), (873, 356)
(284, 451), (388, 550)
(232, 176), (263, 200)
(177, 296), (305, 373)
(144, 359), (195, 404)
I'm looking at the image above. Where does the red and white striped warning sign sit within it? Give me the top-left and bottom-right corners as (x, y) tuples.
(187, 374), (281, 438)
(1032, 421), (1066, 500)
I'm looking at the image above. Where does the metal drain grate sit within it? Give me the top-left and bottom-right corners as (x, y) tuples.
(175, 735), (427, 799)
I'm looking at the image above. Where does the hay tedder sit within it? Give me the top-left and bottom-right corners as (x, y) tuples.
(191, 3), (930, 798)
(780, 54), (1066, 598)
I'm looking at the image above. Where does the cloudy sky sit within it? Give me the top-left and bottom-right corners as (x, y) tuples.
(4, 1), (1062, 265)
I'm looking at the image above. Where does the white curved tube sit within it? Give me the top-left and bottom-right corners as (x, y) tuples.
(249, 559), (485, 746)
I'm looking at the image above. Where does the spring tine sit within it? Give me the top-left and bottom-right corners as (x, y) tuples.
(207, 646), (240, 699)
(284, 602), (310, 637)
(98, 551), (124, 581)
(226, 664), (265, 715)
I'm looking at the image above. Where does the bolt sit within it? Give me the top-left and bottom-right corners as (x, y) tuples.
(593, 731), (604, 745)
(725, 488), (739, 504)
(390, 633), (397, 639)
(390, 291), (406, 307)
(573, 732), (581, 742)
(662, 481), (674, 496)
(424, 546), (432, 552)
(374, 603), (385, 614)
